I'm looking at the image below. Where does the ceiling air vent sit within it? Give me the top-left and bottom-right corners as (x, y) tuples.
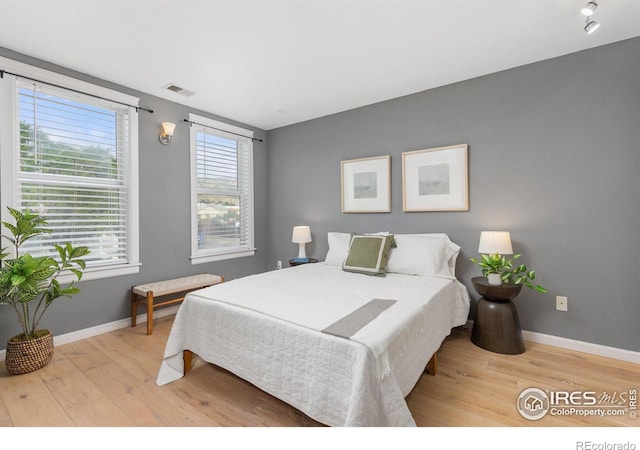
(163, 83), (195, 97)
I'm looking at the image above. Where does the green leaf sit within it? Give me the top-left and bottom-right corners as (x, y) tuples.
(1, 222), (19, 239)
(71, 246), (90, 258)
(55, 244), (67, 263)
(10, 274), (26, 286)
(74, 260), (86, 270)
(60, 287), (80, 296)
(18, 290), (39, 303)
(70, 269), (83, 280)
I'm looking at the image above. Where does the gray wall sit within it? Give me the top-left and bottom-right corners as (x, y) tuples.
(266, 37), (640, 352)
(0, 47), (269, 349)
(3, 37), (639, 354)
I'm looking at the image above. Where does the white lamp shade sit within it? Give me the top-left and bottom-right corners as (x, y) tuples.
(478, 231), (513, 255)
(162, 122), (176, 136)
(291, 226), (312, 243)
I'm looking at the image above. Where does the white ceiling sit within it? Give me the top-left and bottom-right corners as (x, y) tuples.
(1, 0), (639, 130)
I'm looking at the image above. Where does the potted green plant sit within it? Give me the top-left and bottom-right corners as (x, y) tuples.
(470, 252), (547, 293)
(0, 207), (90, 375)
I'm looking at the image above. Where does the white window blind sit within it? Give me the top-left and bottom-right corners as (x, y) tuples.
(190, 114), (254, 263)
(17, 84), (130, 265)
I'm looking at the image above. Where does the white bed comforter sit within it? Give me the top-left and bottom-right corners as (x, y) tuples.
(156, 263), (470, 427)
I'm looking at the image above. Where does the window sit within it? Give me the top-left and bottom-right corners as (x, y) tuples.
(189, 113), (254, 263)
(0, 57), (139, 281)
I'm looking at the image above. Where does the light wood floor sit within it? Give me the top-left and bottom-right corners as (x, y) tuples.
(1, 315), (638, 427)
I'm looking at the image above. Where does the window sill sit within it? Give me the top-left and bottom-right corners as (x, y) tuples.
(56, 263), (141, 284)
(190, 249), (256, 265)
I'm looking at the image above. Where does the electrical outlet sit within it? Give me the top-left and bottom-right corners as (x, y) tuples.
(276, 260), (282, 270)
(556, 296), (568, 311)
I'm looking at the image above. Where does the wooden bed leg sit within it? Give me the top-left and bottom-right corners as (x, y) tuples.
(131, 287), (138, 328)
(426, 352), (438, 376)
(183, 350), (193, 375)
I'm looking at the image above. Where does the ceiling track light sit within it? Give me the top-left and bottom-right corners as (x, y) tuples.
(584, 18), (601, 34)
(580, 1), (600, 35)
(581, 1), (598, 16)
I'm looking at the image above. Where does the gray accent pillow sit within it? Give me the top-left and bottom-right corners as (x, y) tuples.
(342, 234), (395, 276)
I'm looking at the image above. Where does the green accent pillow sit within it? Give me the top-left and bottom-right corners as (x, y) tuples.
(342, 234), (395, 276)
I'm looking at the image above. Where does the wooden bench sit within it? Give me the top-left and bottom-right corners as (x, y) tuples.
(131, 273), (224, 335)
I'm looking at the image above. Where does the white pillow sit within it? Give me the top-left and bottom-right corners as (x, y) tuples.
(324, 232), (352, 266)
(386, 234), (460, 277)
(405, 233), (461, 276)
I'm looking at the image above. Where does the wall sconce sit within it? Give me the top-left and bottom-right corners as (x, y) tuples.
(159, 122), (176, 145)
(292, 226), (312, 259)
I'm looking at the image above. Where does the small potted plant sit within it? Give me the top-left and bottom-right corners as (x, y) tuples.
(470, 252), (547, 293)
(0, 207), (90, 375)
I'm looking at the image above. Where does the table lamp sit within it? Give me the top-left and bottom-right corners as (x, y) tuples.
(478, 231), (513, 256)
(292, 226), (312, 259)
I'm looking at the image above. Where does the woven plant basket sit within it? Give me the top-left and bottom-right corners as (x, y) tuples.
(5, 330), (54, 375)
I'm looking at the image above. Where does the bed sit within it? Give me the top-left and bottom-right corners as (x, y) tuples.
(156, 232), (470, 426)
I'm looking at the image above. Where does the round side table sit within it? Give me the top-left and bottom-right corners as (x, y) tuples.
(470, 276), (525, 355)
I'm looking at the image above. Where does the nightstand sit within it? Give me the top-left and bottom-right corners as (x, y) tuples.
(289, 257), (318, 267)
(470, 276), (525, 355)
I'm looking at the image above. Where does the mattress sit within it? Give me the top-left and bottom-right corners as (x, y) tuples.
(157, 263), (470, 426)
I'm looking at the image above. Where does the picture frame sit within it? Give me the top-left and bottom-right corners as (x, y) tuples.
(341, 155), (391, 213)
(402, 144), (468, 212)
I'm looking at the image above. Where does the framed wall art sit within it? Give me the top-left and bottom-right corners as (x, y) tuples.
(341, 155), (391, 213)
(402, 144), (468, 212)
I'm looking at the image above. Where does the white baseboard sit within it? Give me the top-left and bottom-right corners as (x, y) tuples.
(465, 320), (640, 365)
(0, 305), (180, 362)
(521, 329), (640, 364)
